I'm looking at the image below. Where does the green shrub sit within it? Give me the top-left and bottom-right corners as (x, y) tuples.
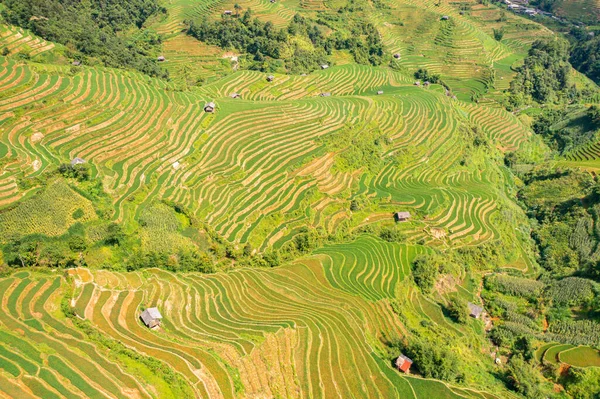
(411, 254), (441, 293)
(400, 337), (461, 382)
(505, 355), (544, 398)
(446, 296), (468, 324)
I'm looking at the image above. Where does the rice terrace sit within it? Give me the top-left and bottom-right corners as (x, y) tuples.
(0, 0), (599, 397)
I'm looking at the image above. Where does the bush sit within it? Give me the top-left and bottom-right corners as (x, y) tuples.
(414, 68), (440, 83)
(411, 254), (441, 293)
(379, 226), (405, 242)
(446, 296), (468, 324)
(493, 28), (504, 41)
(505, 355), (544, 398)
(400, 337), (461, 382)
(563, 367), (600, 399)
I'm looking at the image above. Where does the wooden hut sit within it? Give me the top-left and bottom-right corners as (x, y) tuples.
(204, 102), (216, 113)
(468, 302), (484, 319)
(140, 307), (163, 329)
(396, 355), (413, 373)
(70, 157), (86, 166)
(394, 212), (411, 222)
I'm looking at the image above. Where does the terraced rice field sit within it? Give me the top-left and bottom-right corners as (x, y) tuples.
(0, 25), (56, 58)
(0, 257), (513, 398)
(372, 0), (551, 101)
(541, 343), (600, 368)
(0, 1), (555, 395)
(0, 56), (529, 250)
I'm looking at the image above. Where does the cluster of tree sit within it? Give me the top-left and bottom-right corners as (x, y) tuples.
(1, 0), (167, 78)
(414, 68), (441, 84)
(410, 253), (461, 293)
(446, 296), (468, 324)
(186, 10), (384, 73)
(394, 337), (463, 382)
(508, 39), (576, 108)
(58, 163), (91, 182)
(516, 168), (600, 278)
(531, 106), (600, 155)
(570, 35), (600, 84)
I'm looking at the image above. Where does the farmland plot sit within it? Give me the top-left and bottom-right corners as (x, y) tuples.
(0, 57), (529, 251)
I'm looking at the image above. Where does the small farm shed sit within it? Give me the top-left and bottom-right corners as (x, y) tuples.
(377, 90), (384, 95)
(267, 75), (274, 82)
(72, 61), (82, 67)
(157, 56), (166, 62)
(204, 102), (216, 112)
(468, 302), (484, 319)
(71, 157), (86, 166)
(230, 93), (241, 99)
(441, 15), (450, 20)
(393, 53), (400, 59)
(423, 81), (430, 87)
(140, 307), (162, 328)
(321, 64), (329, 69)
(224, 10), (233, 15)
(394, 212), (411, 222)
(414, 81), (420, 86)
(396, 354), (413, 373)
(320, 92), (331, 97)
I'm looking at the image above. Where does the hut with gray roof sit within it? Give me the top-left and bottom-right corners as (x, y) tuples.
(140, 307), (163, 328)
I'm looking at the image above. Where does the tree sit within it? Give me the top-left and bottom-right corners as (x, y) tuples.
(493, 28), (504, 41)
(505, 355), (544, 398)
(411, 255), (440, 293)
(105, 223), (125, 246)
(379, 226), (405, 242)
(564, 367), (600, 399)
(401, 337), (461, 381)
(234, 3), (242, 17)
(447, 296), (468, 323)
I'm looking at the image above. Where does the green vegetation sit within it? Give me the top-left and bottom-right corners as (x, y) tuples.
(571, 36), (600, 84)
(0, 0), (599, 396)
(397, 337), (462, 382)
(187, 10), (384, 73)
(508, 39), (575, 108)
(1, 0), (167, 77)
